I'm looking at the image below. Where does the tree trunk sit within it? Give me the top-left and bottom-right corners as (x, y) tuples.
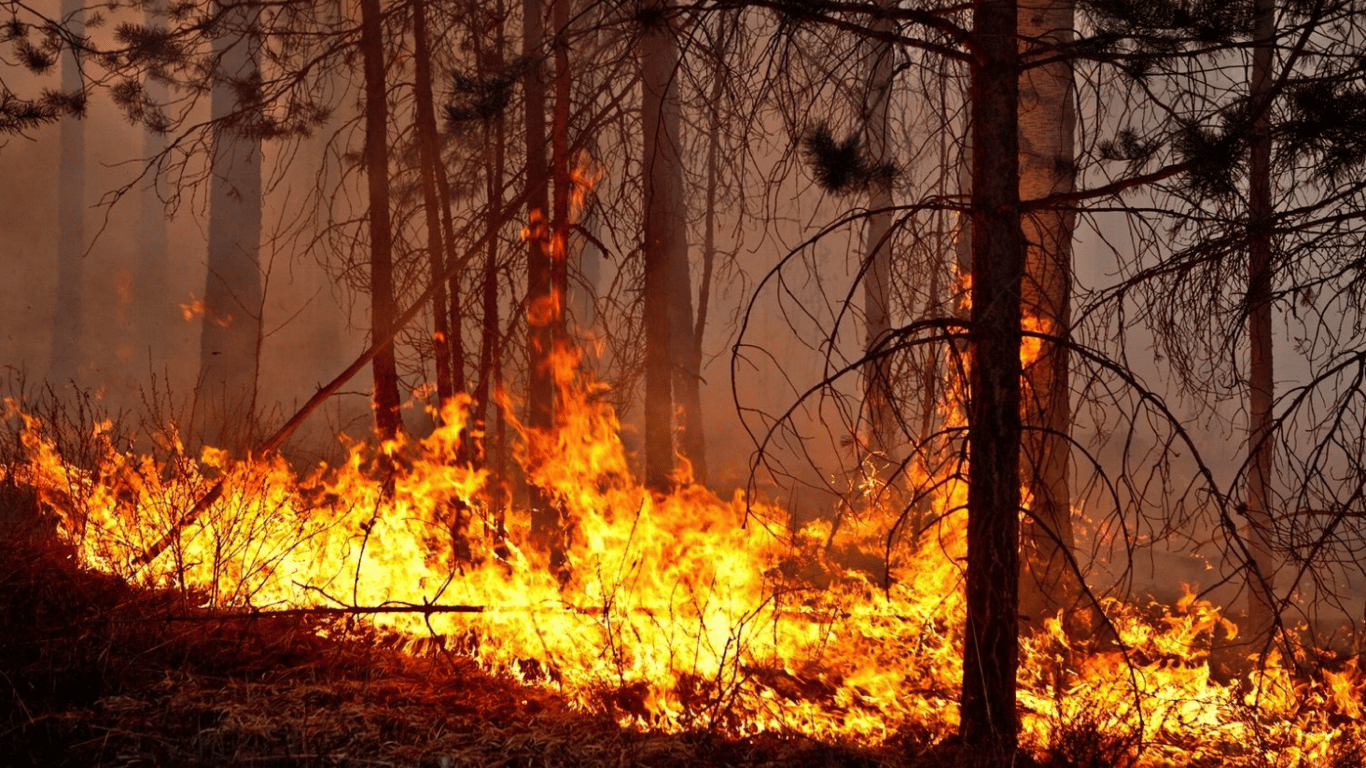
(50, 0), (85, 390)
(410, 0), (453, 409)
(136, 1), (170, 365)
(550, 0), (571, 351)
(359, 0), (402, 441)
(691, 21), (730, 487)
(198, 0), (263, 451)
(522, 0), (558, 554)
(1016, 0), (1079, 632)
(475, 125), (504, 464)
(1245, 0), (1278, 656)
(960, 0), (1024, 758)
(860, 0), (897, 471)
(472, 7), (507, 473)
(640, 0), (685, 493)
(437, 168), (466, 396)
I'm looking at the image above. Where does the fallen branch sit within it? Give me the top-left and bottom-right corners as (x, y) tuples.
(143, 603), (488, 621)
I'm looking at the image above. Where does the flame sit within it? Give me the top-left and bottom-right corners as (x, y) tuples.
(179, 296), (206, 322)
(4, 341), (1365, 760)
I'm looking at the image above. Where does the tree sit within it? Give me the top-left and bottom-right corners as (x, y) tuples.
(640, 0), (688, 492)
(1016, 0), (1079, 631)
(960, 0), (1024, 755)
(134, 1), (171, 365)
(358, 0), (403, 442)
(410, 0), (455, 410)
(1242, 0), (1278, 656)
(197, 0), (264, 450)
(49, 0), (85, 389)
(859, 0), (898, 474)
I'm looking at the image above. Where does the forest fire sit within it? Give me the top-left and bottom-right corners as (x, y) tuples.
(2, 347), (1362, 767)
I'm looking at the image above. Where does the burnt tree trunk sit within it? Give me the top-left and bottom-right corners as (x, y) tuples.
(411, 0), (454, 409)
(360, 0), (402, 441)
(960, 0), (1024, 758)
(1244, 0), (1278, 655)
(1017, 0), (1079, 632)
(640, 0), (686, 492)
(523, 0), (559, 556)
(198, 0), (263, 451)
(51, 0), (85, 390)
(861, 0), (897, 471)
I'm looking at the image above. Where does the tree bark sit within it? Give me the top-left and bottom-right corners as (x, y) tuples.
(640, 0), (686, 492)
(198, 0), (263, 451)
(960, 0), (1024, 757)
(359, 0), (402, 441)
(1016, 0), (1079, 632)
(136, 1), (170, 365)
(692, 22), (729, 487)
(861, 0), (897, 471)
(50, 0), (85, 390)
(1244, 0), (1278, 656)
(523, 0), (558, 554)
(473, 10), (507, 470)
(410, 0), (454, 410)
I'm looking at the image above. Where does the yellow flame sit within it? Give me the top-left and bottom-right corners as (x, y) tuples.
(4, 336), (1363, 762)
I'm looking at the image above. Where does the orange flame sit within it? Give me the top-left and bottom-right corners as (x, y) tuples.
(4, 329), (1364, 761)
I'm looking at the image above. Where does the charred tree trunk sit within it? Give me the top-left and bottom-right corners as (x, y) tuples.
(359, 0), (402, 441)
(475, 124), (504, 466)
(1017, 0), (1079, 633)
(136, 2), (170, 364)
(669, 192), (703, 485)
(198, 0), (263, 451)
(411, 0), (454, 410)
(50, 0), (85, 390)
(1245, 0), (1278, 656)
(960, 0), (1024, 758)
(860, 0), (897, 472)
(523, 0), (559, 556)
(437, 168), (466, 396)
(472, 7), (507, 471)
(550, 0), (571, 352)
(640, 0), (686, 493)
(691, 21), (730, 488)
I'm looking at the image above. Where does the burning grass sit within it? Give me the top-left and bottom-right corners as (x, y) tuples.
(1, 357), (1365, 766)
(0, 526), (912, 768)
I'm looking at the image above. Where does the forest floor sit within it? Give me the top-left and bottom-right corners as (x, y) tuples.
(0, 512), (933, 768)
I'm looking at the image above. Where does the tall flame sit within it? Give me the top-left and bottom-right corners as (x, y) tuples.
(4, 339), (1364, 763)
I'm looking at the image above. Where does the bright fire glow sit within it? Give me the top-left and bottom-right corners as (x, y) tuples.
(3, 345), (1363, 764)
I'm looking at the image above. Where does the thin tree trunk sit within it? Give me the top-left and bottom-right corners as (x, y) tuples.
(1245, 0), (1278, 656)
(640, 0), (684, 492)
(690, 44), (723, 486)
(50, 0), (85, 389)
(438, 168), (466, 395)
(522, 0), (558, 555)
(472, 8), (507, 472)
(475, 125), (504, 463)
(551, 0), (570, 351)
(1017, 0), (1079, 632)
(359, 0), (402, 441)
(410, 0), (453, 409)
(861, 0), (897, 470)
(960, 0), (1023, 758)
(198, 0), (263, 451)
(136, 1), (170, 364)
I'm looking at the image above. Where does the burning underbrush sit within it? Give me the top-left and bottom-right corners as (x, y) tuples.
(1, 357), (1364, 766)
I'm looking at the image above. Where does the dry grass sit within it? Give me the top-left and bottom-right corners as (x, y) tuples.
(0, 514), (908, 768)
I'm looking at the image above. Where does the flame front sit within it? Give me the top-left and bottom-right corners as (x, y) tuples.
(5, 344), (1364, 763)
